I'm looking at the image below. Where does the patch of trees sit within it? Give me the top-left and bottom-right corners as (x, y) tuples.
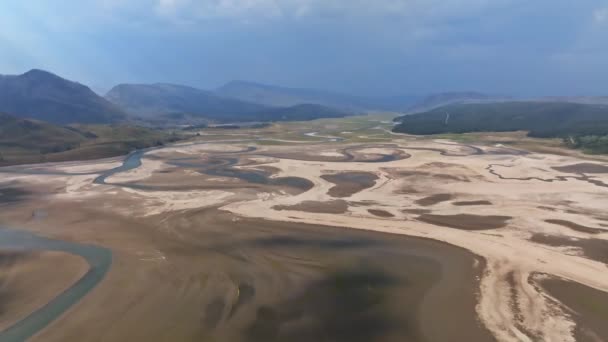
(563, 135), (608, 154)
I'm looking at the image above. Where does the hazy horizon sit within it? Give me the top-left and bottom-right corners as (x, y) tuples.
(1, 1), (607, 97)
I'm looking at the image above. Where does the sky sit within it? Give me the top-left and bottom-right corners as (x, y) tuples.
(0, 0), (607, 97)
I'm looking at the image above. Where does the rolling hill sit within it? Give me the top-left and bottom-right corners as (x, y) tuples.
(0, 112), (86, 154)
(0, 69), (126, 124)
(531, 96), (608, 106)
(105, 83), (266, 121)
(393, 102), (608, 138)
(0, 112), (184, 166)
(215, 80), (418, 111)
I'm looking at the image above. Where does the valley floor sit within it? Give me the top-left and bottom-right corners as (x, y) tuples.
(1, 117), (608, 341)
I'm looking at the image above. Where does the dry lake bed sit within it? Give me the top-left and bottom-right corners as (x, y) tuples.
(1, 121), (608, 342)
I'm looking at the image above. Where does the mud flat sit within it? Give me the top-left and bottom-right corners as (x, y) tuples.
(4, 134), (608, 341)
(552, 163), (608, 174)
(0, 227), (111, 342)
(0, 251), (88, 331)
(538, 275), (608, 341)
(530, 234), (608, 265)
(0, 205), (493, 342)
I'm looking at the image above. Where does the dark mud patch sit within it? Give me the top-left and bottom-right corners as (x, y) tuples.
(245, 266), (407, 342)
(545, 219), (606, 235)
(402, 209), (431, 215)
(415, 194), (453, 206)
(368, 209), (395, 218)
(530, 234), (608, 265)
(349, 200), (379, 207)
(417, 214), (511, 230)
(228, 283), (255, 319)
(204, 298), (226, 329)
(539, 275), (608, 341)
(552, 163), (608, 174)
(273, 200), (349, 214)
(0, 186), (30, 205)
(487, 164), (608, 189)
(322, 172), (378, 198)
(452, 200), (492, 206)
(250, 236), (382, 250)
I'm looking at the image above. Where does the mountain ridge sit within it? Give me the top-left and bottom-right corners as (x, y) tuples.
(216, 80), (419, 111)
(0, 69), (126, 124)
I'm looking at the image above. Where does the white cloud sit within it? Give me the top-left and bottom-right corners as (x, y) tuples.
(594, 7), (608, 23)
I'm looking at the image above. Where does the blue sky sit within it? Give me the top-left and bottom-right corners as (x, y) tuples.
(1, 0), (607, 96)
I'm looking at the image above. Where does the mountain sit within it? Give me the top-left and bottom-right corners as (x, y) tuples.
(393, 102), (608, 138)
(106, 83), (354, 123)
(105, 83), (266, 121)
(406, 91), (510, 113)
(0, 69), (126, 124)
(254, 104), (349, 122)
(215, 80), (418, 111)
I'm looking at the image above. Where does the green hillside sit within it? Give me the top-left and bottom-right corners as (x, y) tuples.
(0, 113), (184, 166)
(393, 102), (608, 153)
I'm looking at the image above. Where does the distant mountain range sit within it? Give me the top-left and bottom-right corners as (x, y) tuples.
(0, 69), (126, 125)
(405, 91), (511, 113)
(105, 83), (350, 123)
(105, 83), (266, 120)
(404, 92), (608, 114)
(0, 70), (356, 125)
(215, 80), (419, 111)
(2, 69), (608, 128)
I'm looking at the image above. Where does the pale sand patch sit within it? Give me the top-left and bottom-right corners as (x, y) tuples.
(148, 144), (251, 157)
(105, 158), (165, 183)
(319, 151), (345, 157)
(120, 188), (234, 216)
(355, 147), (397, 155)
(50, 159), (122, 173)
